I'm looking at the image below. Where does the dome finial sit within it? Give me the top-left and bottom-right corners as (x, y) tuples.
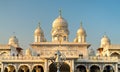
(13, 32), (15, 36)
(80, 21), (83, 28)
(38, 22), (40, 27)
(59, 9), (62, 16)
(103, 32), (107, 37)
(37, 22), (41, 29)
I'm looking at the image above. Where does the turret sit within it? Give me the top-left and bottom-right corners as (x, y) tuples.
(8, 35), (19, 47)
(74, 22), (87, 43)
(34, 23), (46, 42)
(25, 48), (32, 56)
(100, 35), (111, 48)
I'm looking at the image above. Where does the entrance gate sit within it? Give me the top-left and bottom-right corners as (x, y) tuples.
(49, 62), (70, 72)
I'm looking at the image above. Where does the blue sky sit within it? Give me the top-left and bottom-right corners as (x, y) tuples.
(0, 0), (120, 50)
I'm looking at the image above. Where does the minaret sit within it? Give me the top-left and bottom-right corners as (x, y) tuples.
(74, 21), (87, 43)
(34, 22), (46, 42)
(51, 10), (69, 42)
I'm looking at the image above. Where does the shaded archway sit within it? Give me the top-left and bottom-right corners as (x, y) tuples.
(49, 62), (70, 72)
(18, 65), (29, 72)
(4, 67), (8, 72)
(103, 65), (114, 72)
(111, 52), (120, 59)
(76, 65), (86, 72)
(90, 65), (100, 72)
(32, 65), (44, 72)
(118, 68), (120, 72)
(4, 65), (16, 72)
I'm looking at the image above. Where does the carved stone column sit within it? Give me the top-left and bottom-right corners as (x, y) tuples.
(1, 64), (4, 72)
(45, 59), (48, 72)
(71, 60), (74, 72)
(115, 64), (118, 72)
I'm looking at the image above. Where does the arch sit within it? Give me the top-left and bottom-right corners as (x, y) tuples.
(4, 65), (16, 72)
(118, 67), (120, 72)
(32, 65), (44, 72)
(90, 65), (100, 72)
(18, 65), (29, 72)
(103, 65), (114, 72)
(76, 65), (86, 72)
(110, 52), (120, 59)
(0, 51), (9, 56)
(49, 62), (70, 72)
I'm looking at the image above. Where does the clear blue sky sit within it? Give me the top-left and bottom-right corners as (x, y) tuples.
(0, 0), (120, 50)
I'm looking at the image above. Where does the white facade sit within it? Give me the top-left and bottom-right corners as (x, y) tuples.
(0, 11), (119, 72)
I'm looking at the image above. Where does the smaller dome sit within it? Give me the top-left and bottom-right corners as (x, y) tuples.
(8, 36), (19, 45)
(101, 35), (111, 44)
(25, 48), (32, 56)
(34, 23), (43, 36)
(100, 35), (111, 48)
(77, 22), (86, 36)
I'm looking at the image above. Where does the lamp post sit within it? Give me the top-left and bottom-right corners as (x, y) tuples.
(50, 50), (66, 72)
(50, 34), (66, 72)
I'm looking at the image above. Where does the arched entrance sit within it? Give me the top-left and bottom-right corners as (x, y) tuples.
(49, 62), (70, 72)
(118, 67), (120, 72)
(90, 65), (100, 72)
(18, 65), (29, 72)
(32, 65), (44, 72)
(103, 65), (114, 72)
(76, 65), (86, 72)
(111, 52), (120, 59)
(4, 65), (16, 72)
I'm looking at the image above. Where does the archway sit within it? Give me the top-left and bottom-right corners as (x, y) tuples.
(4, 67), (8, 72)
(76, 65), (86, 72)
(18, 65), (29, 72)
(90, 65), (100, 72)
(118, 67), (120, 72)
(32, 65), (44, 72)
(4, 65), (16, 72)
(111, 52), (120, 59)
(103, 65), (114, 72)
(49, 62), (70, 72)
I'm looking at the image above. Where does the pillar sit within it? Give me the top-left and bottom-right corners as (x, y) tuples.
(115, 64), (118, 72)
(1, 64), (3, 72)
(71, 60), (74, 72)
(45, 59), (48, 72)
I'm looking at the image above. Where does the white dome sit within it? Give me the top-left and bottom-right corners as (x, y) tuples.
(52, 16), (68, 28)
(77, 27), (86, 36)
(101, 35), (111, 44)
(8, 36), (18, 45)
(34, 25), (43, 36)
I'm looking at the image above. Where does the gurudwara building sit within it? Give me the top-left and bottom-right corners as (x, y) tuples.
(0, 11), (120, 72)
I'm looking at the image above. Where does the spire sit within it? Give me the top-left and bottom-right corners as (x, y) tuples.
(80, 21), (83, 28)
(59, 9), (62, 17)
(38, 22), (40, 28)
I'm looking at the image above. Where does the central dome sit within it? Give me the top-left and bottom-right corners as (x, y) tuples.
(52, 16), (68, 28)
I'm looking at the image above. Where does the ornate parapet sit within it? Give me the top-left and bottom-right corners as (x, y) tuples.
(0, 56), (44, 62)
(76, 56), (118, 62)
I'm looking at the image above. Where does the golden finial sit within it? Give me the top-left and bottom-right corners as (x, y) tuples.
(80, 21), (83, 28)
(13, 32), (16, 36)
(59, 9), (62, 16)
(38, 22), (41, 28)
